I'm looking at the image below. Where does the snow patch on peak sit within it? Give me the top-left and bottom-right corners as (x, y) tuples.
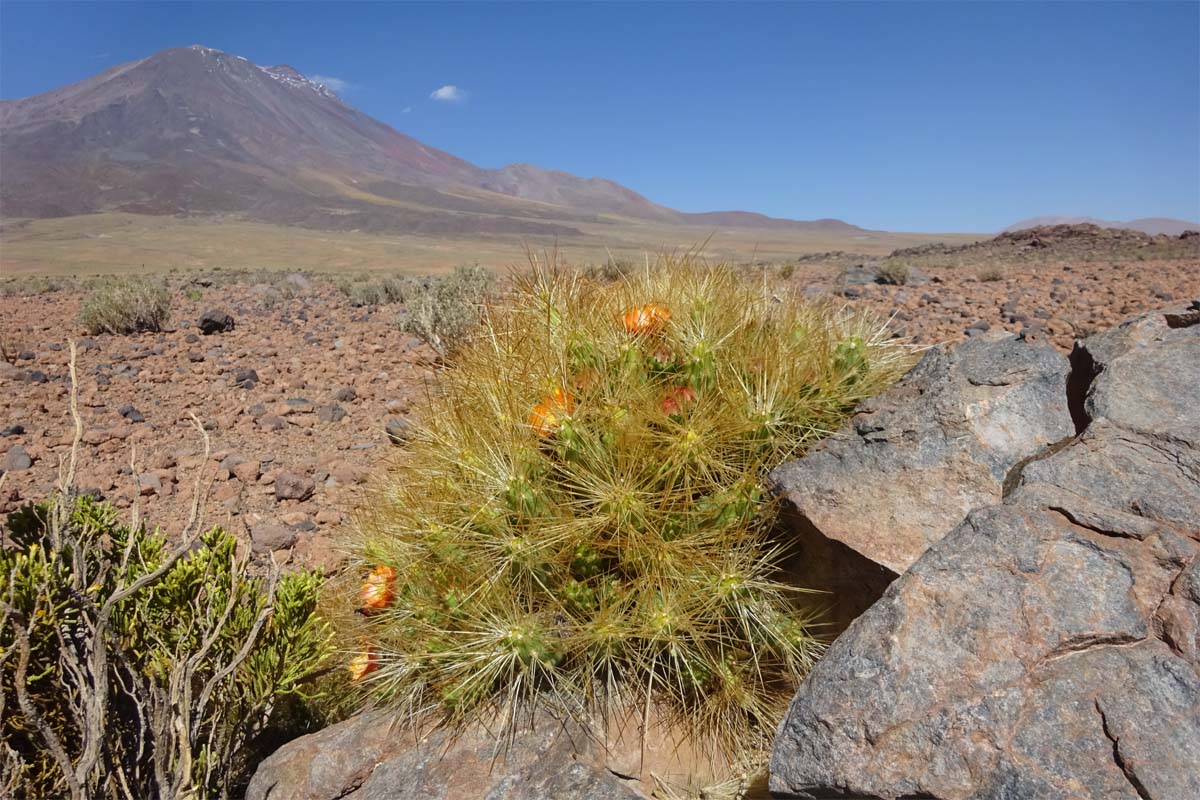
(261, 64), (344, 103)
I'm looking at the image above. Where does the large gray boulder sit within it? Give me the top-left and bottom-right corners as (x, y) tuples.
(770, 332), (1074, 575)
(246, 708), (648, 800)
(769, 308), (1200, 800)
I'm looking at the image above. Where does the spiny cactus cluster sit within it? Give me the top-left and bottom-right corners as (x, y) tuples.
(337, 255), (913, 758)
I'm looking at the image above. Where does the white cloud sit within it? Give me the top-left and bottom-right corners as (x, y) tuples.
(311, 74), (350, 93)
(430, 84), (465, 102)
(401, 106), (413, 114)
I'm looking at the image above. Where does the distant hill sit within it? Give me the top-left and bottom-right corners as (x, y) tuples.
(890, 223), (1200, 268)
(0, 45), (862, 237)
(1004, 216), (1199, 236)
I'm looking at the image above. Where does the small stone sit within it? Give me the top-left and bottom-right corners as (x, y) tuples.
(219, 453), (246, 473)
(3, 445), (33, 472)
(137, 473), (161, 496)
(198, 310), (235, 335)
(315, 508), (343, 525)
(1, 424), (25, 437)
(232, 460), (261, 483)
(250, 523), (296, 554)
(317, 404), (346, 423)
(274, 471), (315, 502)
(119, 404), (145, 423)
(385, 417), (411, 445)
(332, 386), (357, 402)
(232, 367), (259, 389)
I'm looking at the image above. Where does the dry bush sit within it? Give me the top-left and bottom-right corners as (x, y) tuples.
(336, 273), (413, 307)
(876, 259), (911, 285)
(582, 256), (639, 282)
(0, 347), (331, 799)
(335, 254), (914, 765)
(977, 265), (1005, 282)
(78, 279), (172, 335)
(399, 263), (495, 355)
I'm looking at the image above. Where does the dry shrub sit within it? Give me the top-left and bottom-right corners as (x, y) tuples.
(335, 254), (914, 765)
(875, 259), (911, 285)
(78, 279), (172, 335)
(0, 348), (331, 799)
(399, 263), (495, 355)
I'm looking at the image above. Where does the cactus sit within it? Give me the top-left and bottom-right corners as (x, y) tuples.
(335, 254), (913, 764)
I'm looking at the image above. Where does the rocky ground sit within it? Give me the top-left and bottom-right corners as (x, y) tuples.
(0, 279), (439, 571)
(1, 252), (1197, 575)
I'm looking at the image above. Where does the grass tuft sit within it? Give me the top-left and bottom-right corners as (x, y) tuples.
(78, 278), (171, 335)
(875, 259), (911, 285)
(334, 253), (913, 764)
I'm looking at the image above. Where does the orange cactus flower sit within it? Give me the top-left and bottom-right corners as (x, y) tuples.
(660, 385), (697, 416)
(622, 303), (672, 335)
(359, 564), (397, 613)
(348, 648), (379, 682)
(529, 386), (576, 437)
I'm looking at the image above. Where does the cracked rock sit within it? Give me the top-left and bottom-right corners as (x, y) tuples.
(769, 331), (1074, 574)
(770, 307), (1200, 800)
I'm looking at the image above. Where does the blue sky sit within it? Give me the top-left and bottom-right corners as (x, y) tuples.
(1, 1), (1197, 232)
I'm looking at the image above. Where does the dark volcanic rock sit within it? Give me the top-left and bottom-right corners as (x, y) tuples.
(770, 331), (1074, 574)
(198, 309), (235, 335)
(769, 308), (1200, 800)
(232, 367), (259, 389)
(118, 404), (145, 423)
(246, 709), (648, 800)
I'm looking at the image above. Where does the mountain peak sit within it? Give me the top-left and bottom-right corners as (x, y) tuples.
(0, 44), (861, 236)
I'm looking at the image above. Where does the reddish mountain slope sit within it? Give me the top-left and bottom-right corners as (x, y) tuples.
(1, 45), (861, 236)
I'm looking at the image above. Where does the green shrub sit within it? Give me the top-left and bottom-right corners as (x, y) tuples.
(399, 263), (495, 355)
(0, 496), (331, 799)
(876, 259), (911, 285)
(79, 279), (171, 335)
(339, 255), (912, 764)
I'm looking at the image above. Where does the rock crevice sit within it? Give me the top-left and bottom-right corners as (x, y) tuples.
(770, 307), (1200, 800)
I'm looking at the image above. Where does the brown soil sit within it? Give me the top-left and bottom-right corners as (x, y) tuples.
(2, 257), (1197, 571)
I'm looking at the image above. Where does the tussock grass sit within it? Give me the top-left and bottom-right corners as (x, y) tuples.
(332, 253), (914, 763)
(78, 278), (171, 335)
(876, 259), (912, 285)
